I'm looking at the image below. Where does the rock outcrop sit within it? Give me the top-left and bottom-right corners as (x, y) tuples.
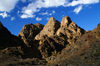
(56, 16), (85, 44)
(0, 22), (35, 59)
(16, 16), (85, 59)
(18, 23), (44, 46)
(37, 35), (68, 58)
(35, 17), (60, 40)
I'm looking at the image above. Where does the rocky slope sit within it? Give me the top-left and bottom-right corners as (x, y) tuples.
(18, 23), (44, 47)
(0, 15), (100, 66)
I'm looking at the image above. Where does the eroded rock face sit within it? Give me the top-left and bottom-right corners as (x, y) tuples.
(56, 16), (85, 44)
(35, 17), (60, 40)
(61, 16), (71, 27)
(93, 23), (100, 38)
(17, 15), (85, 59)
(37, 35), (68, 58)
(18, 23), (44, 46)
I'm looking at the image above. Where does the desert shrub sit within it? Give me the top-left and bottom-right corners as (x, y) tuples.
(19, 50), (24, 55)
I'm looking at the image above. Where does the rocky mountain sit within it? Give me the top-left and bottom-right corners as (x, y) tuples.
(18, 23), (44, 47)
(0, 15), (100, 66)
(35, 17), (60, 40)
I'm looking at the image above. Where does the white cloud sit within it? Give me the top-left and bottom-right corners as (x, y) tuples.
(67, 0), (99, 6)
(49, 13), (52, 15)
(39, 12), (48, 15)
(11, 17), (15, 20)
(21, 9), (36, 18)
(20, 0), (100, 18)
(73, 5), (82, 14)
(0, 12), (10, 18)
(21, 14), (35, 18)
(36, 17), (42, 21)
(17, 11), (20, 14)
(52, 10), (55, 14)
(39, 10), (55, 16)
(0, 0), (19, 12)
(21, 0), (68, 18)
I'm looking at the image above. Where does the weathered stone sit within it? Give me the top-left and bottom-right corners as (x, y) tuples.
(61, 15), (71, 27)
(18, 23), (44, 46)
(56, 16), (85, 44)
(35, 17), (60, 40)
(37, 35), (68, 58)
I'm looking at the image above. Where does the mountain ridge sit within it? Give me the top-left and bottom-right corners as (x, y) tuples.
(0, 15), (100, 66)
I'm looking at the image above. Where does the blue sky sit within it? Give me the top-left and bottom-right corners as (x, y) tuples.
(0, 0), (100, 35)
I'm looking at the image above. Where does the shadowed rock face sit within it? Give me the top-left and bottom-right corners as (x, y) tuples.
(35, 17), (60, 40)
(0, 22), (25, 48)
(0, 22), (38, 59)
(18, 23), (44, 46)
(0, 22), (11, 40)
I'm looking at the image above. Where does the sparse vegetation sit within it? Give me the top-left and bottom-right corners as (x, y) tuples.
(19, 50), (24, 55)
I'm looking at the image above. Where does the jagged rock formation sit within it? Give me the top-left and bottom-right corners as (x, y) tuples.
(38, 35), (68, 58)
(0, 22), (35, 59)
(46, 22), (100, 66)
(35, 17), (60, 40)
(56, 16), (85, 44)
(18, 23), (44, 46)
(32, 16), (85, 58)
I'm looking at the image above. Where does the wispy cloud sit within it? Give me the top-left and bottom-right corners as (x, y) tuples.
(0, 12), (10, 18)
(67, 0), (99, 6)
(73, 5), (83, 14)
(0, 0), (99, 19)
(21, 14), (35, 18)
(36, 17), (42, 21)
(39, 10), (56, 16)
(52, 10), (55, 14)
(20, 0), (99, 18)
(11, 17), (15, 20)
(39, 12), (48, 15)
(20, 0), (68, 18)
